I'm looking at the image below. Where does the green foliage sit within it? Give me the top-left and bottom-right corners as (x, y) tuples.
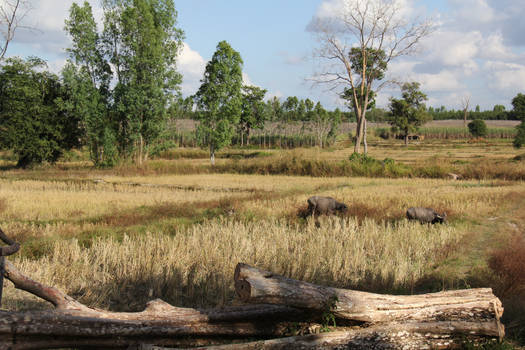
(514, 121), (525, 149)
(341, 47), (387, 115)
(0, 57), (81, 167)
(512, 94), (525, 148)
(468, 119), (488, 138)
(194, 40), (244, 164)
(320, 295), (338, 332)
(239, 85), (268, 144)
(511, 93), (525, 120)
(266, 96), (284, 122)
(388, 82), (431, 144)
(63, 1), (116, 167)
(64, 0), (184, 166)
(107, 0), (184, 163)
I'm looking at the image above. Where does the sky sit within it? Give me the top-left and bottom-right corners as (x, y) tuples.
(3, 0), (525, 111)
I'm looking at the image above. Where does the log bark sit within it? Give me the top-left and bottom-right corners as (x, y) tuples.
(0, 255), (506, 349)
(1, 259), (316, 348)
(159, 322), (503, 350)
(0, 308), (314, 349)
(234, 263), (504, 337)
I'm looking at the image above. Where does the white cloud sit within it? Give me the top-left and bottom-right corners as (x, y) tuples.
(479, 33), (517, 61)
(177, 42), (206, 96)
(484, 61), (525, 91)
(417, 70), (464, 91)
(266, 90), (284, 100)
(12, 0), (102, 56)
(421, 30), (481, 70)
(242, 72), (254, 87)
(449, 0), (497, 24)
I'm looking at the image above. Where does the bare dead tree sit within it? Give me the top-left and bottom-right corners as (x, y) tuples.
(461, 94), (471, 128)
(0, 0), (32, 61)
(310, 0), (433, 154)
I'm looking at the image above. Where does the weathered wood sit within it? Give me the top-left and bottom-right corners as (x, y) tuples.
(234, 263), (504, 337)
(1, 259), (316, 348)
(0, 227), (20, 257)
(0, 250), (506, 349)
(0, 309), (313, 349)
(155, 322), (504, 350)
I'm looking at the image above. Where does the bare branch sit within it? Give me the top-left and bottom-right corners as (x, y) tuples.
(0, 0), (33, 61)
(310, 0), (433, 153)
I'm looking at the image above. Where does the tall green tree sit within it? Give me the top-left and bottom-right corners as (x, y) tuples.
(512, 93), (525, 148)
(282, 96), (299, 121)
(0, 57), (81, 167)
(104, 0), (184, 164)
(266, 96), (283, 122)
(239, 85), (267, 146)
(194, 40), (243, 165)
(63, 1), (116, 166)
(64, 0), (184, 166)
(388, 82), (430, 146)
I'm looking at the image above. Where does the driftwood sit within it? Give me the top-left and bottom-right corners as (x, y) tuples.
(0, 225), (505, 349)
(234, 263), (504, 336)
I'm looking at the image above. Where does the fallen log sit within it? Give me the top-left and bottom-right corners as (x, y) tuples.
(139, 322), (503, 350)
(0, 244), (506, 349)
(0, 259), (318, 349)
(234, 263), (504, 337)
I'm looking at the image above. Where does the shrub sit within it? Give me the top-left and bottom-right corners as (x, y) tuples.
(468, 119), (488, 138)
(488, 233), (525, 298)
(513, 121), (525, 149)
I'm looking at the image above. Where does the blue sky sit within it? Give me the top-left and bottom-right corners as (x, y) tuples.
(3, 0), (525, 111)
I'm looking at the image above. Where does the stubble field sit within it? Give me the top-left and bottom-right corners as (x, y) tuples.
(0, 136), (524, 344)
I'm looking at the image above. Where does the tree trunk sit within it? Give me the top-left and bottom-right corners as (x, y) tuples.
(353, 116), (362, 154)
(182, 322), (504, 350)
(0, 259), (318, 349)
(234, 263), (504, 334)
(0, 306), (315, 349)
(405, 133), (409, 146)
(210, 144), (215, 165)
(363, 118), (368, 154)
(0, 240), (506, 350)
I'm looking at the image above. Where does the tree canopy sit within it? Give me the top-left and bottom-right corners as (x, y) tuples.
(388, 82), (430, 145)
(64, 0), (184, 165)
(194, 40), (244, 164)
(0, 57), (81, 167)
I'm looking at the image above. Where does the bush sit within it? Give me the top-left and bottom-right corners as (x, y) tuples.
(468, 119), (488, 138)
(513, 121), (525, 148)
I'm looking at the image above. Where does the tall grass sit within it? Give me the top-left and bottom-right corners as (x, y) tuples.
(5, 217), (458, 311)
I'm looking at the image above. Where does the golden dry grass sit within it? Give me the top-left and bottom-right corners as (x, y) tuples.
(5, 216), (458, 311)
(1, 171), (523, 313)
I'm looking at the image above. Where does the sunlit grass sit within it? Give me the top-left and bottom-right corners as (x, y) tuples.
(4, 216), (459, 311)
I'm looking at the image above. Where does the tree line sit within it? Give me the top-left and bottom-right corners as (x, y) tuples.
(0, 1), (345, 167)
(1, 0), (525, 168)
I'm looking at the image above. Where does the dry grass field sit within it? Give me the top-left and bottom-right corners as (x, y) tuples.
(0, 135), (524, 346)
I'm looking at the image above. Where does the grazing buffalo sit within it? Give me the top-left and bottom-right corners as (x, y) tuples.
(307, 196), (348, 216)
(406, 207), (447, 224)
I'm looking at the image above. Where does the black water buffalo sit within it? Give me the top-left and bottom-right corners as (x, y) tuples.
(406, 207), (446, 224)
(307, 196), (348, 216)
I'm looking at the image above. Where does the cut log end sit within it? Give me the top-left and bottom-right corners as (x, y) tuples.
(145, 299), (176, 313)
(235, 279), (252, 301)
